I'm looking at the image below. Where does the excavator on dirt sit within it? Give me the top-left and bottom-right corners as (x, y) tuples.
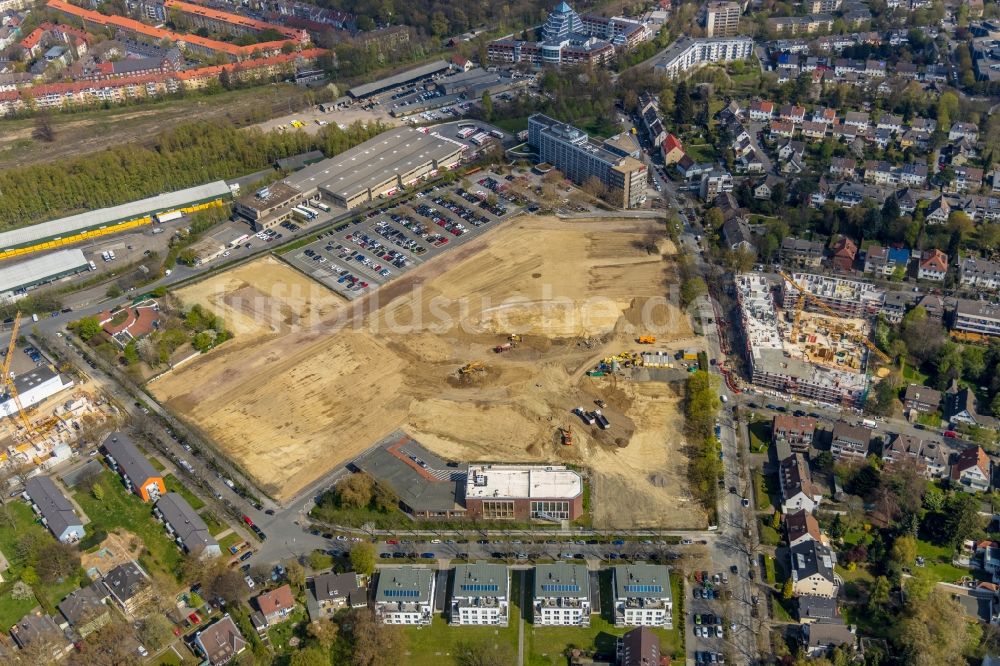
(560, 425), (573, 446)
(459, 361), (486, 375)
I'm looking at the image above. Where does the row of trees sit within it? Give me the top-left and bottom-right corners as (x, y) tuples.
(0, 119), (389, 230)
(684, 370), (723, 519)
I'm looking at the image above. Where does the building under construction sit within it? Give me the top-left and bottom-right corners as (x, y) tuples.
(735, 274), (870, 407)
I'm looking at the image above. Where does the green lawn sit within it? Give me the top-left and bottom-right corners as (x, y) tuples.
(917, 411), (942, 428)
(219, 532), (242, 553)
(684, 143), (718, 163)
(748, 420), (771, 454)
(199, 510), (227, 537)
(164, 474), (205, 511)
(267, 606), (307, 652)
(764, 556), (776, 585)
(74, 470), (185, 582)
(149, 456), (166, 472)
(902, 363), (929, 385)
(915, 540), (968, 584)
(754, 469), (778, 512)
(492, 117), (530, 135)
(771, 597), (794, 623)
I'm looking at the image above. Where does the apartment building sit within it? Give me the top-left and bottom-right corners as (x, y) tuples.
(780, 237), (825, 267)
(953, 299), (1000, 338)
(780, 272), (884, 318)
(24, 475), (85, 543)
(375, 568), (435, 625)
(450, 563), (510, 626)
(790, 541), (838, 598)
(780, 454), (823, 513)
(903, 383), (942, 413)
(960, 256), (1000, 291)
(533, 564), (592, 626)
(612, 564), (673, 628)
(830, 422), (872, 460)
(918, 249), (949, 281)
(705, 1), (741, 37)
(529, 114), (647, 208)
(652, 36), (753, 78)
(102, 432), (165, 502)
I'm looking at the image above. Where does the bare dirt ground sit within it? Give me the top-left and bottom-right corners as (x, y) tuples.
(252, 105), (397, 136)
(81, 530), (144, 575)
(149, 216), (703, 527)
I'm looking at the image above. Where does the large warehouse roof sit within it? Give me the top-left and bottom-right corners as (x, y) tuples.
(0, 180), (231, 252)
(0, 249), (88, 293)
(285, 128), (462, 201)
(347, 60), (450, 98)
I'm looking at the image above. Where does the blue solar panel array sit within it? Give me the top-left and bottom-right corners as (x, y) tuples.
(460, 583), (499, 592)
(541, 584), (580, 592)
(624, 584), (663, 594)
(384, 589), (420, 598)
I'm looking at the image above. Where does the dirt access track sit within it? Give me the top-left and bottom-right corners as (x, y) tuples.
(149, 215), (703, 528)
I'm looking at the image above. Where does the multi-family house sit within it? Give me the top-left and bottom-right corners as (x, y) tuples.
(830, 236), (857, 272)
(843, 111), (869, 130)
(780, 104), (807, 124)
(801, 121), (827, 140)
(829, 157), (856, 177)
(926, 196), (951, 224)
(102, 561), (152, 617)
(310, 572), (367, 618)
(960, 256), (1000, 291)
(780, 454), (823, 513)
(450, 563), (510, 626)
(193, 615), (248, 666)
(786, 509), (823, 548)
(533, 563), (591, 626)
(612, 564), (673, 628)
(918, 249), (948, 281)
(903, 383), (941, 413)
(24, 475), (85, 543)
(952, 166), (984, 193)
(898, 163), (928, 186)
(951, 446), (991, 492)
(374, 568), (435, 625)
(780, 237), (825, 267)
(748, 99), (775, 121)
(58, 583), (111, 638)
(770, 120), (795, 139)
(772, 415), (817, 454)
(876, 114), (904, 133)
(790, 540), (838, 598)
(830, 422), (871, 460)
(950, 122), (980, 142)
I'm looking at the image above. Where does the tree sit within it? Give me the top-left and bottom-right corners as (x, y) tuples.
(198, 559), (249, 604)
(138, 614), (174, 651)
(680, 276), (708, 307)
(291, 647), (330, 666)
(36, 541), (80, 583)
(32, 112), (56, 143)
(308, 550), (334, 571)
(868, 575), (890, 612)
(895, 588), (975, 665)
(76, 316), (102, 341)
(349, 609), (407, 666)
(480, 92), (493, 122)
(455, 638), (516, 666)
(704, 208), (724, 229)
(865, 378), (898, 417)
(337, 474), (374, 508)
(92, 482), (105, 501)
(350, 541), (376, 576)
(782, 579), (794, 600)
(891, 535), (917, 568)
(581, 176), (607, 199)
(307, 619), (339, 649)
(674, 82), (693, 124)
(287, 560), (305, 591)
(10, 581), (33, 600)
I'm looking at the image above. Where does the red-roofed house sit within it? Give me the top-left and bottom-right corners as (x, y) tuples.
(19, 27), (47, 57)
(830, 236), (857, 272)
(918, 249), (948, 281)
(451, 54), (473, 71)
(255, 584), (296, 626)
(97, 300), (160, 347)
(661, 133), (685, 165)
(951, 446), (991, 492)
(749, 100), (774, 121)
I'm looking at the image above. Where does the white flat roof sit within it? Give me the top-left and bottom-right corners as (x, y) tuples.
(0, 248), (88, 293)
(465, 465), (582, 500)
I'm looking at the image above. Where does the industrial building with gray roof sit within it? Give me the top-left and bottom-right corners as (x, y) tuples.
(284, 127), (464, 208)
(0, 181), (231, 253)
(347, 60), (451, 99)
(0, 248), (90, 296)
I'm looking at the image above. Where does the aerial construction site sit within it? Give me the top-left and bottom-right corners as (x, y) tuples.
(149, 215), (704, 528)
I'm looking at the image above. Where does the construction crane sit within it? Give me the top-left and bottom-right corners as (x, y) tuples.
(777, 271), (891, 365)
(1, 312), (34, 435)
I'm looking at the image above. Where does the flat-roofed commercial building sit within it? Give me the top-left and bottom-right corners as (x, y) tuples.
(528, 114), (646, 208)
(450, 563), (510, 626)
(285, 127), (464, 209)
(612, 564), (673, 628)
(232, 182), (306, 231)
(347, 60), (451, 99)
(0, 249), (91, 299)
(0, 366), (74, 419)
(464, 464), (584, 521)
(533, 563), (591, 626)
(0, 180), (231, 261)
(374, 567), (435, 625)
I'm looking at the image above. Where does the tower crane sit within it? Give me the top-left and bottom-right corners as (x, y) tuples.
(1, 312), (34, 435)
(777, 270), (891, 365)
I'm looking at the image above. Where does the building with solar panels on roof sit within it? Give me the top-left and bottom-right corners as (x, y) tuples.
(374, 567), (435, 625)
(450, 563), (510, 626)
(612, 564), (673, 628)
(533, 563), (591, 626)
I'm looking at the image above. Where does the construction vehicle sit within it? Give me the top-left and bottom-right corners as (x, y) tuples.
(777, 270), (891, 365)
(508, 334), (522, 343)
(573, 407), (595, 425)
(494, 343), (513, 353)
(595, 399), (606, 409)
(459, 361), (486, 375)
(560, 425), (573, 446)
(637, 336), (656, 344)
(593, 410), (610, 430)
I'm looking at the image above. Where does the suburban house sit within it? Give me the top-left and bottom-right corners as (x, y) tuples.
(154, 492), (221, 559)
(661, 133), (685, 164)
(722, 217), (755, 252)
(533, 563), (591, 626)
(772, 415), (817, 454)
(830, 423), (872, 460)
(617, 626), (661, 666)
(951, 446), (991, 493)
(58, 583), (111, 638)
(612, 563), (673, 628)
(24, 475), (85, 543)
(9, 610), (72, 660)
(790, 540), (838, 598)
(786, 509), (823, 548)
(918, 249), (949, 281)
(779, 454), (823, 513)
(883, 434), (947, 479)
(255, 584), (296, 627)
(450, 562), (510, 626)
(780, 237), (825, 267)
(830, 236), (857, 272)
(374, 567), (435, 625)
(309, 572), (367, 618)
(194, 614), (248, 666)
(944, 386), (1000, 430)
(102, 561), (153, 617)
(102, 432), (165, 502)
(903, 384), (941, 414)
(796, 595), (839, 624)
(803, 621), (856, 656)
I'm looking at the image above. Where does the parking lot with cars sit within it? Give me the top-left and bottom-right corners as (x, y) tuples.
(690, 569), (734, 664)
(284, 174), (522, 299)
